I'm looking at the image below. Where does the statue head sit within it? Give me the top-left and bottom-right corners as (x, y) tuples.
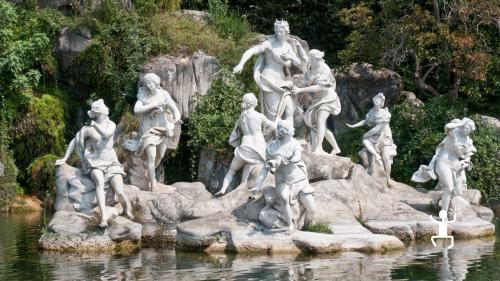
(373, 93), (385, 108)
(141, 73), (161, 92)
(87, 99), (109, 118)
(445, 117), (475, 136)
(277, 120), (294, 138)
(241, 93), (257, 110)
(274, 19), (289, 41)
(309, 49), (324, 66)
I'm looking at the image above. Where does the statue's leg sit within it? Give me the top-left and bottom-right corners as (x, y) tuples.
(381, 146), (393, 185)
(216, 157), (245, 196)
(283, 96), (294, 125)
(155, 141), (169, 168)
(277, 183), (294, 231)
(311, 110), (327, 154)
(363, 140), (383, 168)
(298, 193), (317, 229)
(145, 145), (157, 190)
(110, 174), (134, 220)
(435, 164), (454, 213)
(325, 130), (340, 155)
(90, 169), (107, 227)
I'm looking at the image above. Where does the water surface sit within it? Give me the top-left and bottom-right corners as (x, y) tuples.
(0, 212), (498, 280)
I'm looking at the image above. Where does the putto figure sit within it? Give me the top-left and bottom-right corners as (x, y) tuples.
(346, 93), (397, 185)
(56, 99), (133, 227)
(292, 49), (341, 155)
(127, 73), (181, 190)
(252, 120), (316, 232)
(412, 117), (476, 215)
(215, 93), (275, 197)
(233, 20), (307, 123)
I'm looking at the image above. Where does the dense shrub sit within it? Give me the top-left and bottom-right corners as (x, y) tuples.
(0, 150), (19, 208)
(27, 154), (58, 199)
(187, 67), (246, 176)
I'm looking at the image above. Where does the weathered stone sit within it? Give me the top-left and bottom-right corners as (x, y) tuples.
(481, 115), (500, 134)
(141, 51), (220, 120)
(108, 216), (142, 242)
(400, 91), (424, 107)
(176, 10), (210, 24)
(55, 27), (92, 87)
(334, 63), (403, 132)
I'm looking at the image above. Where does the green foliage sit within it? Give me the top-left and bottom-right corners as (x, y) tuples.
(27, 154), (58, 199)
(208, 0), (251, 43)
(306, 222), (333, 234)
(187, 67), (245, 176)
(0, 150), (20, 208)
(134, 0), (182, 15)
(11, 94), (66, 187)
(73, 0), (165, 118)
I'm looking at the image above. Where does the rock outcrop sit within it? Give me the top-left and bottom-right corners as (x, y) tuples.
(334, 63), (403, 132)
(141, 51), (220, 119)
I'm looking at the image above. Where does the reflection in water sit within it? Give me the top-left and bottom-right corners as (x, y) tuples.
(0, 213), (498, 281)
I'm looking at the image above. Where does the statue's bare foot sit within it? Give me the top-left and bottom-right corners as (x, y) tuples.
(285, 226), (295, 235)
(99, 219), (108, 228)
(214, 190), (225, 197)
(125, 211), (135, 221)
(376, 158), (384, 169)
(330, 148), (341, 155)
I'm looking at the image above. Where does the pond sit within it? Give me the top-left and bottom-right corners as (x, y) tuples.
(0, 212), (498, 280)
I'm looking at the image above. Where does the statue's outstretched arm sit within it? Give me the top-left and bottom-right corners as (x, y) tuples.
(234, 45), (263, 74)
(346, 120), (367, 129)
(55, 138), (76, 165)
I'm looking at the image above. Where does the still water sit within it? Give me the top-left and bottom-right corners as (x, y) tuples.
(0, 212), (498, 281)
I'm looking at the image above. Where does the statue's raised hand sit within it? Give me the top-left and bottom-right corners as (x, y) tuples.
(346, 123), (355, 128)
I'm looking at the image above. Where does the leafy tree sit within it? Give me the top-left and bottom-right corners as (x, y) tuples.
(338, 0), (499, 105)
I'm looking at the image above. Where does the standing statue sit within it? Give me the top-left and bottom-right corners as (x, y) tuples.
(214, 93), (275, 197)
(252, 120), (316, 232)
(346, 93), (397, 185)
(233, 20), (307, 124)
(291, 49), (341, 155)
(412, 117), (476, 215)
(124, 73), (181, 190)
(55, 99), (134, 227)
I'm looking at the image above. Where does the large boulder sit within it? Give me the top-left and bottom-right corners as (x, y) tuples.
(141, 51), (220, 120)
(334, 63), (403, 132)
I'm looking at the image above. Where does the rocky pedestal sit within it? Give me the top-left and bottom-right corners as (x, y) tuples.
(41, 154), (495, 253)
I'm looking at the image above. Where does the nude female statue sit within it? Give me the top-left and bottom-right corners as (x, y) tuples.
(252, 120), (316, 232)
(233, 20), (307, 124)
(346, 93), (397, 185)
(55, 99), (134, 227)
(292, 49), (341, 155)
(412, 117), (476, 214)
(214, 93), (275, 197)
(133, 73), (181, 190)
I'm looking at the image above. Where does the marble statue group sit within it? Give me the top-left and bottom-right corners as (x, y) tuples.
(54, 19), (477, 233)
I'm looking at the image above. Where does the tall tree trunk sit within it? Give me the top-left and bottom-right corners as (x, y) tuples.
(432, 0), (440, 21)
(449, 62), (460, 103)
(411, 50), (440, 97)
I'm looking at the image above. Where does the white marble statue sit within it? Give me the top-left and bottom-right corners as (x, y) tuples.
(291, 49), (341, 155)
(55, 99), (134, 227)
(124, 73), (181, 190)
(233, 20), (307, 124)
(252, 120), (316, 232)
(346, 93), (397, 185)
(214, 93), (275, 197)
(412, 117), (476, 215)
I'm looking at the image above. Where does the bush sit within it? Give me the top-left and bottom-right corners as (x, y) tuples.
(306, 222), (333, 234)
(11, 94), (66, 187)
(187, 67), (246, 177)
(27, 154), (58, 199)
(208, 0), (251, 43)
(0, 150), (20, 208)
